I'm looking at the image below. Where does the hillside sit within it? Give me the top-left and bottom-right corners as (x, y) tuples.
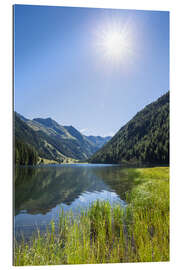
(15, 113), (111, 164)
(89, 92), (169, 164)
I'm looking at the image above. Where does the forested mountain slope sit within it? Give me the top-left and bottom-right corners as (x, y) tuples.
(89, 92), (169, 164)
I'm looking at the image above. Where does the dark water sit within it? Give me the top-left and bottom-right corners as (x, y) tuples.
(14, 164), (142, 240)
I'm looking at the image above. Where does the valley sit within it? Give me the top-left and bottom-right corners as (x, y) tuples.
(14, 91), (170, 265)
(15, 91), (169, 166)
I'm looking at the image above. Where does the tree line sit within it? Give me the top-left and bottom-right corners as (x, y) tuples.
(15, 139), (38, 165)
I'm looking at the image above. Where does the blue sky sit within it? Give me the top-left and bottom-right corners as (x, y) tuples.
(14, 5), (169, 137)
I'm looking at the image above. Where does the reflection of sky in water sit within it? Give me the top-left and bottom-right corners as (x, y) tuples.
(15, 190), (126, 226)
(15, 189), (126, 240)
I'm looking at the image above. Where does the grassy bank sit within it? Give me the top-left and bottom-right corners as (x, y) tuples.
(14, 167), (169, 265)
(37, 157), (80, 165)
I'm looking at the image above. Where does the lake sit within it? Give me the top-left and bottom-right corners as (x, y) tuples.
(14, 163), (143, 240)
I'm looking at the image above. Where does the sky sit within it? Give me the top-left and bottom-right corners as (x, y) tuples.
(14, 5), (169, 137)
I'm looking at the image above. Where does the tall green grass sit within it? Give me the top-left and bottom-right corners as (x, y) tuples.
(14, 167), (169, 265)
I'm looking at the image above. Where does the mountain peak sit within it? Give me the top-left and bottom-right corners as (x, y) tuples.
(33, 117), (60, 128)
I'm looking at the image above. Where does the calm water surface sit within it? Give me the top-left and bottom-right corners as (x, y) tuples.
(14, 164), (141, 240)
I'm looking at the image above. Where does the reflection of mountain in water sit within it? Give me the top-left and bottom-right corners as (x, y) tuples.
(15, 165), (110, 215)
(92, 166), (141, 201)
(15, 165), (141, 216)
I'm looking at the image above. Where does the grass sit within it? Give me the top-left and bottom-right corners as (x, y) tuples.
(14, 167), (169, 265)
(37, 157), (80, 165)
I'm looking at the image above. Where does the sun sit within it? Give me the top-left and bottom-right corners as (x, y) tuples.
(102, 30), (128, 59)
(95, 19), (133, 65)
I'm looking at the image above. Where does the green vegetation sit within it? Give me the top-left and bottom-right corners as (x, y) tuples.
(90, 92), (169, 164)
(15, 113), (111, 165)
(15, 92), (169, 166)
(15, 139), (38, 165)
(14, 167), (169, 265)
(15, 113), (57, 164)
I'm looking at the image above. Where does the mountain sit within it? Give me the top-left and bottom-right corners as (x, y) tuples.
(14, 113), (111, 164)
(15, 113), (65, 164)
(28, 117), (110, 160)
(32, 118), (73, 138)
(15, 114), (41, 165)
(89, 92), (169, 164)
(86, 136), (112, 149)
(15, 112), (29, 122)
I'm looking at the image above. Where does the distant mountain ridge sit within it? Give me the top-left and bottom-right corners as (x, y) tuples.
(89, 92), (169, 164)
(15, 113), (111, 164)
(86, 135), (112, 149)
